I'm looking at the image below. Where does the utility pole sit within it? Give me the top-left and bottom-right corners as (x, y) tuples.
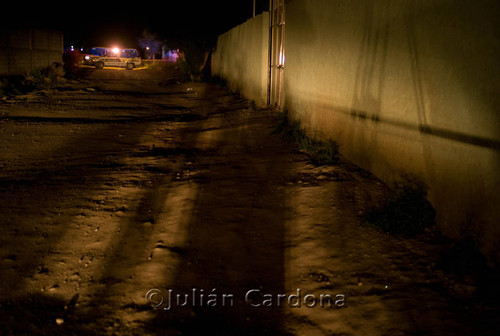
(253, 0), (256, 17)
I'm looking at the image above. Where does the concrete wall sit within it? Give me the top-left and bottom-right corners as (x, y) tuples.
(285, 0), (500, 263)
(212, 12), (270, 107)
(0, 29), (63, 75)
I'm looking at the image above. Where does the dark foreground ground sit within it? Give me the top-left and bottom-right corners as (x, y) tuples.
(0, 67), (499, 335)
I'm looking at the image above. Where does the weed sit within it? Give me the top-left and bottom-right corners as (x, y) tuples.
(274, 110), (339, 165)
(0, 63), (64, 98)
(365, 177), (436, 235)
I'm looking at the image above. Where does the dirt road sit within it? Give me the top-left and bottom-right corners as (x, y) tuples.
(0, 67), (498, 335)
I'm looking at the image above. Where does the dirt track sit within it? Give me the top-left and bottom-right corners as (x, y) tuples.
(0, 67), (498, 335)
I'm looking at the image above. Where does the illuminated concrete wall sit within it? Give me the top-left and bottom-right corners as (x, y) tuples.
(0, 29), (63, 75)
(285, 0), (500, 263)
(212, 12), (270, 107)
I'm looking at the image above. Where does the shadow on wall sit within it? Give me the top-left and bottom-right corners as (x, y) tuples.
(348, 0), (390, 170)
(349, 0), (500, 159)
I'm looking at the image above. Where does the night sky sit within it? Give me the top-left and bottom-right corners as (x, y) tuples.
(5, 0), (270, 49)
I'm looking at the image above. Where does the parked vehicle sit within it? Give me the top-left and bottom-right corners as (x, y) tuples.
(83, 47), (111, 65)
(86, 48), (142, 70)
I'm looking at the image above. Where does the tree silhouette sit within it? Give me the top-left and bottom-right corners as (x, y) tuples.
(137, 29), (163, 59)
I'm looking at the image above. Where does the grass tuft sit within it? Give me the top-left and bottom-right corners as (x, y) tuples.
(273, 110), (340, 165)
(365, 177), (436, 235)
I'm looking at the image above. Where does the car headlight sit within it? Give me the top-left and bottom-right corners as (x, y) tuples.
(85, 55), (90, 60)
